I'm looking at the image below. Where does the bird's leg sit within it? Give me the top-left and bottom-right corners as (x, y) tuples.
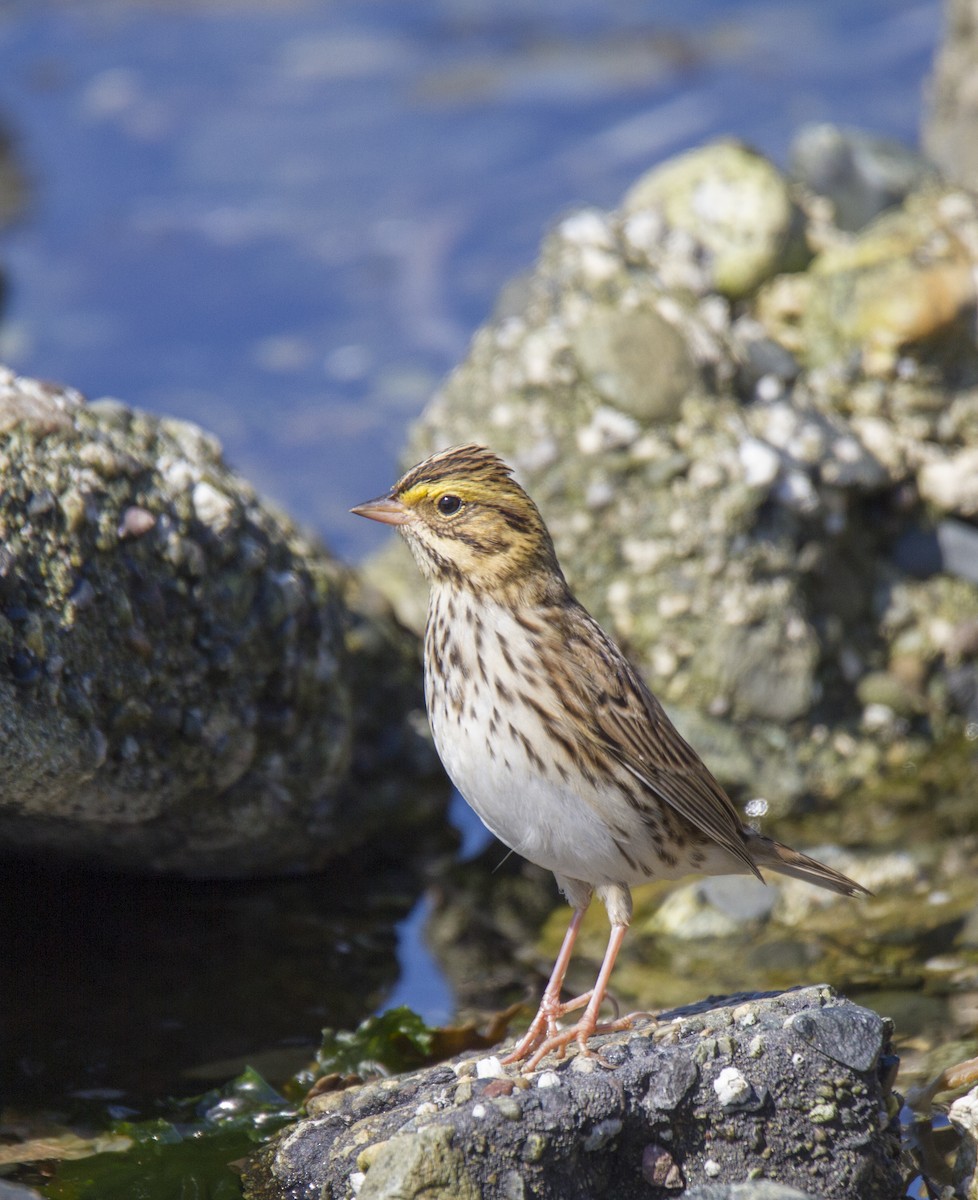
(502, 905), (589, 1064)
(521, 921), (632, 1072)
(515, 883), (636, 1072)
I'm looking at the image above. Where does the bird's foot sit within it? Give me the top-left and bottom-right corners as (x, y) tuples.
(504, 1006), (660, 1072)
(500, 989), (594, 1066)
(519, 1012), (637, 1073)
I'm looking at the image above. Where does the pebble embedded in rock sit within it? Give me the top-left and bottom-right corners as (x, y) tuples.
(713, 1065), (751, 1107)
(623, 141), (809, 298)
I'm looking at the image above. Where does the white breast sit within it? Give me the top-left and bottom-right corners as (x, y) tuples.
(424, 590), (657, 888)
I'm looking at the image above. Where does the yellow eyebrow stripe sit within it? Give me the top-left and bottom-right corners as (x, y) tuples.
(399, 483), (433, 505)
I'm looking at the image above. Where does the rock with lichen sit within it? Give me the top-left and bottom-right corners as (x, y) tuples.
(756, 187), (978, 377)
(0, 366), (440, 876)
(621, 140), (811, 299)
(241, 986), (904, 1200)
(365, 138), (978, 816)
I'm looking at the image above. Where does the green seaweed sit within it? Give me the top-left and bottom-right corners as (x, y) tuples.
(25, 1014), (445, 1198)
(38, 1069), (295, 1200)
(312, 1005), (437, 1078)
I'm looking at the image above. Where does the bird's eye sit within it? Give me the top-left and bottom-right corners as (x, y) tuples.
(437, 494), (462, 516)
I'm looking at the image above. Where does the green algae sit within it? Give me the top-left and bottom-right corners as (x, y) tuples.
(35, 1070), (295, 1200)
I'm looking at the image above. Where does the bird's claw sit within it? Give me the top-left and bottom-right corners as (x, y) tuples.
(504, 1011), (638, 1073)
(519, 1013), (637, 1073)
(500, 989), (594, 1065)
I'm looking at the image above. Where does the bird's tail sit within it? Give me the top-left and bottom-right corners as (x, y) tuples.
(744, 831), (871, 897)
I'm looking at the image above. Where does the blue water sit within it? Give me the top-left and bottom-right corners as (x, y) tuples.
(0, 0), (940, 564)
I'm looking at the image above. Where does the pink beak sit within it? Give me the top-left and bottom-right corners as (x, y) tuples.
(350, 494), (411, 526)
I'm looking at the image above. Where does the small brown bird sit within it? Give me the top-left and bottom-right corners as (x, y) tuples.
(353, 444), (867, 1070)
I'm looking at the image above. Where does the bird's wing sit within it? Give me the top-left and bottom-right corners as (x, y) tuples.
(552, 605), (760, 877)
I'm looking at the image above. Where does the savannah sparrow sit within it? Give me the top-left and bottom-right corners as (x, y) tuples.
(353, 444), (867, 1070)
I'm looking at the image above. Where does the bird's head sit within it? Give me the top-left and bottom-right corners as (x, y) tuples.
(352, 444), (565, 599)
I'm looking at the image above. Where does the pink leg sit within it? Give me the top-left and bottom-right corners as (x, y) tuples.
(502, 906), (590, 1065)
(522, 922), (631, 1072)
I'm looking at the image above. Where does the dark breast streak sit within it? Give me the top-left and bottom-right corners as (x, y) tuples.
(425, 589), (718, 884)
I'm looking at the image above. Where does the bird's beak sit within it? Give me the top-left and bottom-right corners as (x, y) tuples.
(350, 494), (411, 526)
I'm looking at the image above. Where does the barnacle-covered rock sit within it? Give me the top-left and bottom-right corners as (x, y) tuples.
(621, 140), (810, 299)
(0, 366), (440, 876)
(758, 188), (978, 378)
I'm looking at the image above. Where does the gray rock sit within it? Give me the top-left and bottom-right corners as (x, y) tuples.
(0, 366), (440, 876)
(650, 876), (776, 940)
(924, 0), (978, 189)
(938, 519), (978, 586)
(790, 122), (937, 231)
(785, 1005), (885, 1073)
(242, 987), (904, 1200)
(570, 299), (697, 424)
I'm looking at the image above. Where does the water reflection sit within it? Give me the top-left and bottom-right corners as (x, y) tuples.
(0, 852), (430, 1111)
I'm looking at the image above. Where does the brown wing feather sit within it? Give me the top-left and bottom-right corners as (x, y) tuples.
(550, 604), (761, 878)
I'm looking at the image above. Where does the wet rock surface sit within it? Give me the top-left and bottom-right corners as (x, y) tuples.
(242, 987), (903, 1200)
(363, 138), (978, 815)
(0, 366), (439, 876)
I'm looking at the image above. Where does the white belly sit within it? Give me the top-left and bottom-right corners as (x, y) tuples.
(425, 593), (663, 888)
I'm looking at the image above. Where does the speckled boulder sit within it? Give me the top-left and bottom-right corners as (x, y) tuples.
(242, 987), (903, 1200)
(367, 141), (978, 815)
(0, 366), (439, 876)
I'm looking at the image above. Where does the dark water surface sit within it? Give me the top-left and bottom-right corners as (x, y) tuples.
(0, 0), (949, 1120)
(0, 851), (430, 1109)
